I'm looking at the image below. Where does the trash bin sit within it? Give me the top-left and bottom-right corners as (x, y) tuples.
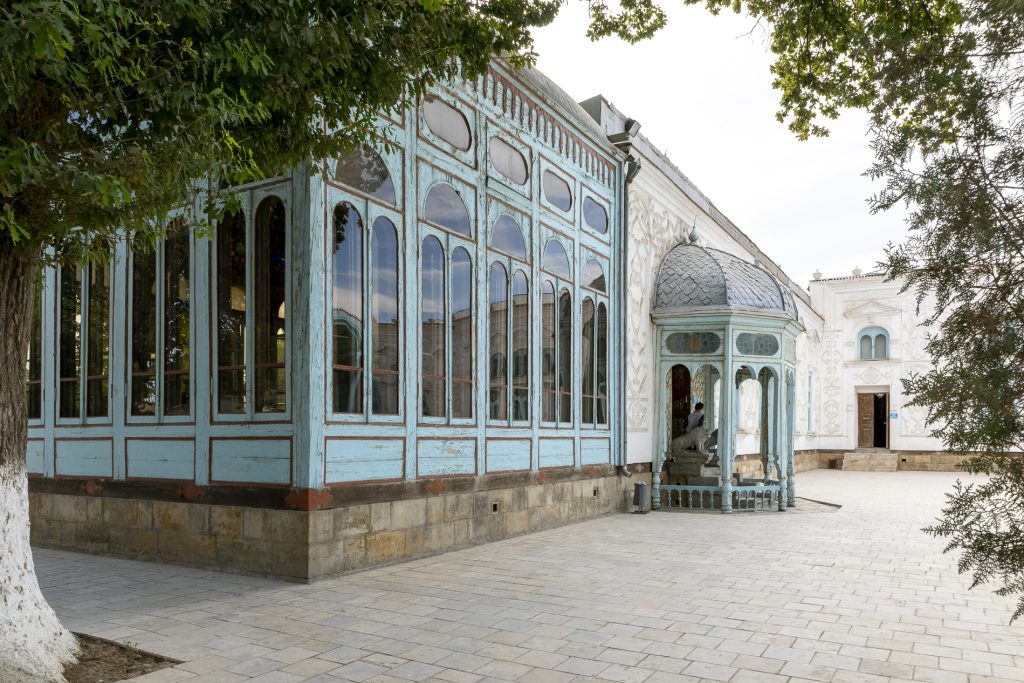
(633, 482), (650, 514)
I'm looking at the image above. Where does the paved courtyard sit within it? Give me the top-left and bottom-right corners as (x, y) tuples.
(35, 471), (1024, 683)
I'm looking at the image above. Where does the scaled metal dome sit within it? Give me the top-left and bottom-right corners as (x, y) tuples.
(653, 243), (798, 320)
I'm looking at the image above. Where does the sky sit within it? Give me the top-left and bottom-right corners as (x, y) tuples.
(531, 2), (909, 289)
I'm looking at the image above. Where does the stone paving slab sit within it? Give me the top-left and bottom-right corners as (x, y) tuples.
(34, 471), (1024, 682)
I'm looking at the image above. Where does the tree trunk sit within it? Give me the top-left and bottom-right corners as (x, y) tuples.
(0, 245), (77, 682)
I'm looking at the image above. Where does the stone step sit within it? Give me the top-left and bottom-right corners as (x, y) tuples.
(841, 451), (898, 472)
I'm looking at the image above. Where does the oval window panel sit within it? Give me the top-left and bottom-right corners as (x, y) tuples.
(736, 333), (780, 356)
(422, 95), (471, 151)
(583, 197), (608, 233)
(543, 170), (572, 212)
(665, 332), (721, 355)
(489, 137), (528, 185)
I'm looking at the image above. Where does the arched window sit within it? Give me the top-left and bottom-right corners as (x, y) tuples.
(583, 197), (608, 233)
(490, 137), (528, 185)
(130, 226), (191, 419)
(542, 282), (556, 422)
(451, 248), (473, 418)
(216, 210), (247, 415)
(582, 298), (595, 424)
(543, 170), (572, 212)
(542, 239), (571, 279)
(422, 95), (471, 151)
(332, 202), (363, 414)
(371, 217), (399, 415)
(421, 236), (446, 417)
(511, 270), (529, 421)
(334, 144), (396, 206)
(254, 196), (287, 413)
(558, 289), (572, 423)
(596, 303), (608, 425)
(491, 215), (527, 260)
(424, 183), (471, 236)
(26, 287), (42, 420)
(858, 327), (889, 360)
(489, 262), (508, 421)
(583, 258), (606, 292)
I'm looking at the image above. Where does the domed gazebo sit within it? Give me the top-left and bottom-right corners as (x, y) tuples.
(651, 241), (804, 512)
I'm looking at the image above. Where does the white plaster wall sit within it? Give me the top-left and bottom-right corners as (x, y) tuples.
(809, 275), (943, 452)
(623, 146), (824, 463)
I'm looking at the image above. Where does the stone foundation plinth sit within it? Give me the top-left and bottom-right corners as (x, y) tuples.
(29, 470), (649, 581)
(842, 452), (899, 472)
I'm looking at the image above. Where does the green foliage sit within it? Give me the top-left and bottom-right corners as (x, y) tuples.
(681, 0), (1024, 617)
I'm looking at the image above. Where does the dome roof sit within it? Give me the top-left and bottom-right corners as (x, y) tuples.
(653, 243), (798, 320)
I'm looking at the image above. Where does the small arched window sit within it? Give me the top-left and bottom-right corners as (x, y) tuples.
(490, 137), (528, 185)
(583, 197), (608, 234)
(511, 270), (529, 422)
(424, 183), (471, 236)
(542, 239), (571, 278)
(858, 327), (889, 360)
(331, 202), (364, 414)
(583, 259), (606, 292)
(542, 282), (557, 423)
(491, 215), (527, 260)
(557, 289), (572, 423)
(421, 236), (446, 417)
(334, 144), (396, 206)
(422, 95), (472, 150)
(451, 248), (473, 419)
(543, 171), (572, 212)
(582, 298), (596, 425)
(489, 262), (508, 421)
(371, 217), (399, 416)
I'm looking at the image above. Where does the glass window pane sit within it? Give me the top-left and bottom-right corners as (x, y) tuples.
(26, 286), (42, 420)
(59, 267), (81, 418)
(542, 239), (571, 278)
(583, 259), (605, 292)
(859, 334), (872, 359)
(874, 334), (887, 360)
(492, 215), (527, 260)
(489, 137), (528, 185)
(581, 298), (595, 425)
(558, 289), (572, 424)
(489, 262), (508, 421)
(736, 332), (780, 356)
(597, 303), (608, 425)
(85, 261), (110, 418)
(372, 217), (400, 416)
(543, 170), (572, 212)
(334, 144), (396, 206)
(421, 236), (446, 417)
(542, 282), (556, 422)
(217, 210), (247, 414)
(332, 202), (364, 414)
(255, 197), (287, 413)
(583, 197), (608, 233)
(164, 228), (191, 416)
(131, 249), (158, 416)
(452, 248), (473, 419)
(512, 270), (529, 422)
(422, 95), (472, 150)
(424, 184), (471, 236)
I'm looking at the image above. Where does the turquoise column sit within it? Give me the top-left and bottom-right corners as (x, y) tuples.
(721, 325), (734, 513)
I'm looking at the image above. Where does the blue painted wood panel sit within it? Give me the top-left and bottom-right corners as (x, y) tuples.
(539, 438), (574, 469)
(55, 439), (113, 478)
(27, 440), (46, 475)
(210, 438), (291, 485)
(486, 438), (530, 472)
(581, 437), (611, 465)
(418, 439), (476, 477)
(126, 439), (195, 480)
(325, 437), (404, 484)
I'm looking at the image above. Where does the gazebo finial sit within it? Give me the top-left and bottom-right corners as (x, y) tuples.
(688, 217), (699, 245)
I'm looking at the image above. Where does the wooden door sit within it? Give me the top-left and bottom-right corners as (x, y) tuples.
(857, 393), (874, 448)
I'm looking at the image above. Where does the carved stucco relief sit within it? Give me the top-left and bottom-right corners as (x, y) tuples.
(821, 331), (843, 434)
(625, 187), (691, 432)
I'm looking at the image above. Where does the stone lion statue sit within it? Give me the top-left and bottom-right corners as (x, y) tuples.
(671, 425), (710, 455)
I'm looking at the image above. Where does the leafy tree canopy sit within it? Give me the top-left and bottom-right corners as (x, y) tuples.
(0, 0), (669, 264)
